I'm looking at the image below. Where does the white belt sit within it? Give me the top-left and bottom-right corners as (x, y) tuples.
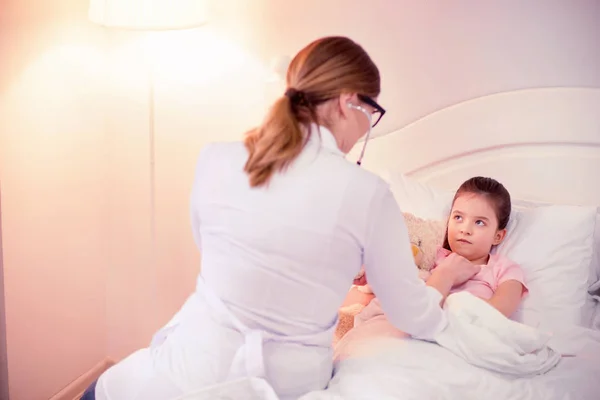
(195, 276), (337, 382)
(196, 277), (267, 380)
(229, 329), (265, 380)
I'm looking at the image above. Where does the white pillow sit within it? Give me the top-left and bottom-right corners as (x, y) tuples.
(591, 295), (600, 331)
(582, 295), (599, 329)
(510, 202), (600, 330)
(385, 172), (598, 331)
(512, 199), (600, 291)
(590, 213), (600, 288)
(496, 206), (595, 330)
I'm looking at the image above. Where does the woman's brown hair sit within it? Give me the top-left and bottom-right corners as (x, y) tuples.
(243, 36), (381, 187)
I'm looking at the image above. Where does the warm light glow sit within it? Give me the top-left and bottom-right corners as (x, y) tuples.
(4, 41), (107, 142)
(88, 0), (208, 30)
(266, 55), (291, 83)
(148, 30), (267, 86)
(107, 29), (267, 90)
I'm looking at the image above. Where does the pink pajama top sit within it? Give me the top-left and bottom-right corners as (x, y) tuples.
(434, 247), (529, 300)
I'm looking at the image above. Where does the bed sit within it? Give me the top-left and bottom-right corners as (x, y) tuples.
(302, 87), (600, 400)
(173, 87), (600, 400)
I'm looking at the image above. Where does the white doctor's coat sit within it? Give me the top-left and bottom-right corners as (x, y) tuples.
(95, 125), (447, 400)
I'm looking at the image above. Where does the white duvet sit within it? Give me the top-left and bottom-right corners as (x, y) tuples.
(434, 291), (561, 377)
(348, 291), (561, 377)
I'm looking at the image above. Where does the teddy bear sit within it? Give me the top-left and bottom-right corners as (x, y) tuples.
(404, 212), (447, 280)
(354, 212), (446, 293)
(333, 212), (446, 345)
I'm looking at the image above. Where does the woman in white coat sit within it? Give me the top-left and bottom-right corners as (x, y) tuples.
(83, 36), (480, 400)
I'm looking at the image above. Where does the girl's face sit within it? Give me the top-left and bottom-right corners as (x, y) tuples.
(447, 193), (506, 265)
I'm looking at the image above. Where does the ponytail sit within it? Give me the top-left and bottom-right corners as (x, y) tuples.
(243, 35), (382, 187)
(243, 96), (307, 187)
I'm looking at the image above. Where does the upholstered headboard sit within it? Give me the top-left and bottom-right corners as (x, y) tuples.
(348, 87), (600, 207)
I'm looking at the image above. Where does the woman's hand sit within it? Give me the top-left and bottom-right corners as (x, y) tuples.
(434, 252), (481, 286)
(341, 286), (375, 308)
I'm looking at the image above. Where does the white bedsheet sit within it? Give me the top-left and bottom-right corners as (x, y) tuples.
(169, 377), (280, 400)
(301, 324), (600, 400)
(170, 324), (600, 400)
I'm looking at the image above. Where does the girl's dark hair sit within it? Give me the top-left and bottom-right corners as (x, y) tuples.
(243, 36), (380, 187)
(442, 176), (511, 250)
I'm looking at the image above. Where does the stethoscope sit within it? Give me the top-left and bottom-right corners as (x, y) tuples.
(347, 102), (373, 166)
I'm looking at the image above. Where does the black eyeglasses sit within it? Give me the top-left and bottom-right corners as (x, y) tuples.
(357, 94), (386, 127)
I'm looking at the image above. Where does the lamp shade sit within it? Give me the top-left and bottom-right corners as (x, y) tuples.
(89, 0), (208, 30)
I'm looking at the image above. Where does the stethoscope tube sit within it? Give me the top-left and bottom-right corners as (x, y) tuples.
(347, 102), (373, 166)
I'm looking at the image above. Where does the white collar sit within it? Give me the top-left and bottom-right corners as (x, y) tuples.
(305, 123), (345, 157)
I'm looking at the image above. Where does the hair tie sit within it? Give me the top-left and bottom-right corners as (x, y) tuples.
(284, 88), (309, 107)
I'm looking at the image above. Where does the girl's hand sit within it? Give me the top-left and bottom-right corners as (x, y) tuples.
(435, 252), (481, 286)
(353, 268), (367, 286)
(341, 286), (375, 308)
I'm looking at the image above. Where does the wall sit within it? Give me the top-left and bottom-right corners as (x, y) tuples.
(0, 1), (273, 395)
(0, 187), (9, 400)
(0, 0), (110, 399)
(103, 1), (271, 360)
(101, 29), (157, 362)
(255, 0), (600, 138)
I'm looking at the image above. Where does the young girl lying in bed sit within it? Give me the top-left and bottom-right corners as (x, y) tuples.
(344, 176), (529, 337)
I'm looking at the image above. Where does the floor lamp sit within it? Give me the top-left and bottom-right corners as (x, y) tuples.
(88, 0), (208, 320)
